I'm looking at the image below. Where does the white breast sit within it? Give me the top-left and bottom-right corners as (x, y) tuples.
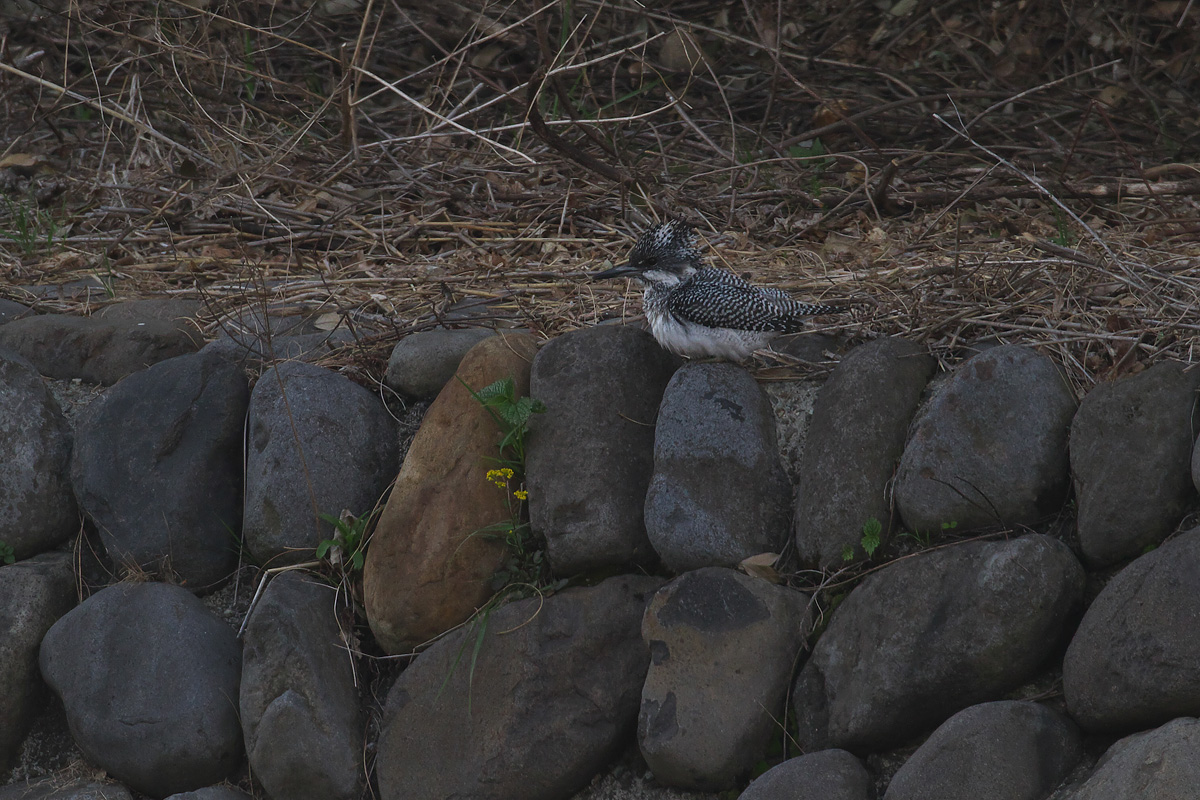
(645, 306), (773, 361)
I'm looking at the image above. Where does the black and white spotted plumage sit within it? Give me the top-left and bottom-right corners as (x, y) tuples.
(592, 221), (843, 361)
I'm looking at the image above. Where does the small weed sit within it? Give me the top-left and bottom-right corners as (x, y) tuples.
(941, 520), (958, 532)
(1052, 211), (1072, 247)
(317, 507), (378, 574)
(3, 197), (60, 256)
(898, 528), (932, 547)
(0, 540), (14, 565)
(842, 517), (883, 561)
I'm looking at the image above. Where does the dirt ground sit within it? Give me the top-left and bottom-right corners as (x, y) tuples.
(2, 0), (1199, 796)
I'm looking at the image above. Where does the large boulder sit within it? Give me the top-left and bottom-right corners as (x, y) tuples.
(1063, 527), (1200, 733)
(39, 582), (243, 797)
(364, 334), (538, 654)
(0, 552), (76, 771)
(639, 568), (811, 790)
(792, 534), (1084, 752)
(1070, 362), (1200, 566)
(739, 750), (874, 800)
(375, 575), (663, 800)
(243, 361), (398, 567)
(794, 337), (935, 567)
(894, 345), (1076, 535)
(384, 328), (496, 399)
(0, 351), (78, 560)
(882, 701), (1082, 800)
(0, 314), (199, 384)
(1061, 717), (1200, 800)
(527, 326), (677, 574)
(240, 571), (362, 800)
(70, 350), (248, 590)
(645, 363), (791, 572)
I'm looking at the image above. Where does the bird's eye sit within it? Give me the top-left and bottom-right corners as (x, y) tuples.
(645, 256), (658, 267)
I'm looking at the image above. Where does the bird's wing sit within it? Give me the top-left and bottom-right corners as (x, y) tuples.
(666, 274), (833, 333)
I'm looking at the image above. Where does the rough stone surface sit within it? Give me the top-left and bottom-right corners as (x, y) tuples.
(645, 363), (791, 572)
(792, 534), (1084, 752)
(1071, 362), (1200, 566)
(527, 326), (678, 574)
(1063, 528), (1200, 733)
(384, 327), (496, 398)
(202, 329), (356, 368)
(0, 314), (199, 384)
(39, 582), (243, 797)
(0, 779), (132, 800)
(1061, 717), (1200, 800)
(364, 334), (538, 654)
(894, 345), (1076, 534)
(70, 350), (248, 590)
(376, 575), (664, 800)
(0, 352), (78, 561)
(795, 337), (935, 567)
(0, 553), (76, 772)
(639, 568), (811, 791)
(244, 360), (398, 567)
(164, 789), (253, 800)
(96, 298), (204, 347)
(0, 299), (33, 326)
(882, 701), (1082, 800)
(738, 750), (874, 800)
(240, 571), (362, 800)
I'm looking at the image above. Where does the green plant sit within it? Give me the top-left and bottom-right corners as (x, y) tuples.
(842, 517), (883, 561)
(316, 508), (378, 573)
(3, 198), (60, 256)
(0, 540), (14, 565)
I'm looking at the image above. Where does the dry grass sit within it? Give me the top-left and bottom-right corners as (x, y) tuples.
(1, 0), (1199, 390)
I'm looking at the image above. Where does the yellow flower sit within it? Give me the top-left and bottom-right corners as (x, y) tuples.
(486, 467), (516, 488)
(513, 489), (528, 501)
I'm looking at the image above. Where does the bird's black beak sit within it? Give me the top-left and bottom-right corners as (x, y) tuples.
(591, 263), (639, 281)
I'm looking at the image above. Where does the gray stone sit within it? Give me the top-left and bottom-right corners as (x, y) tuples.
(739, 749), (874, 800)
(1063, 528), (1200, 733)
(384, 328), (496, 398)
(164, 789), (253, 800)
(0, 553), (76, 772)
(376, 575), (663, 800)
(202, 330), (356, 368)
(895, 345), (1076, 535)
(0, 314), (199, 384)
(1062, 717), (1200, 800)
(792, 534), (1084, 752)
(39, 582), (243, 797)
(240, 571), (362, 800)
(645, 363), (791, 571)
(244, 361), (398, 566)
(882, 701), (1082, 800)
(0, 352), (78, 561)
(96, 298), (204, 347)
(0, 299), (32, 326)
(0, 779), (132, 800)
(795, 337), (935, 567)
(70, 350), (248, 590)
(1071, 362), (1200, 567)
(527, 326), (677, 573)
(639, 568), (811, 791)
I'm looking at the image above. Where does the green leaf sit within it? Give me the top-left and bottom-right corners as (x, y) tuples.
(860, 517), (882, 557)
(316, 540), (333, 559)
(476, 377), (514, 403)
(841, 544), (855, 562)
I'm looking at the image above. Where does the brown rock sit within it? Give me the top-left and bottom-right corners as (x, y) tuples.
(364, 333), (539, 654)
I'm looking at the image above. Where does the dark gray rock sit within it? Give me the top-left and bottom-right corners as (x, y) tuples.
(0, 314), (199, 384)
(0, 352), (78, 560)
(385, 328), (496, 399)
(894, 345), (1076, 535)
(882, 701), (1082, 800)
(0, 553), (76, 772)
(639, 568), (811, 791)
(645, 363), (791, 572)
(1063, 528), (1200, 733)
(792, 534), (1084, 752)
(240, 571), (362, 800)
(376, 574), (663, 800)
(39, 582), (243, 797)
(527, 326), (678, 573)
(202, 330), (356, 368)
(1071, 362), (1200, 567)
(0, 779), (132, 800)
(0, 299), (32, 326)
(164, 789), (253, 800)
(739, 749), (874, 800)
(1062, 717), (1200, 800)
(795, 337), (935, 567)
(96, 298), (204, 347)
(244, 361), (398, 566)
(771, 332), (847, 364)
(70, 350), (248, 591)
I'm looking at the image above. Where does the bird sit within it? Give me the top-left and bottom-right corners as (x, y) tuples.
(592, 220), (845, 361)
